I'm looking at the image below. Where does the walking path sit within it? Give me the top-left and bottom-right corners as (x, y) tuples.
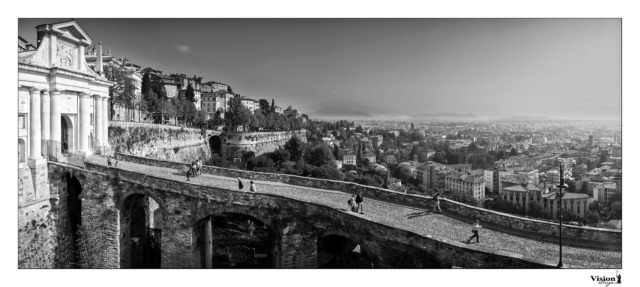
(86, 156), (621, 268)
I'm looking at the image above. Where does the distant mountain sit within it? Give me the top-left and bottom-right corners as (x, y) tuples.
(311, 107), (372, 118)
(308, 99), (396, 117)
(504, 116), (552, 121)
(410, 112), (480, 119)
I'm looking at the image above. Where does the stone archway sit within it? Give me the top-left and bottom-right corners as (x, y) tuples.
(193, 212), (275, 268)
(209, 135), (222, 155)
(61, 115), (74, 153)
(64, 172), (83, 265)
(18, 138), (26, 163)
(119, 193), (162, 269)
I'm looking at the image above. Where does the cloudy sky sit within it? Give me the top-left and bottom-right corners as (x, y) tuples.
(19, 18), (621, 119)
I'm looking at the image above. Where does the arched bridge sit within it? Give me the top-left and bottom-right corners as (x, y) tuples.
(40, 155), (620, 269)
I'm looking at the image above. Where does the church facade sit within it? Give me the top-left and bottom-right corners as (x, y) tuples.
(18, 20), (113, 168)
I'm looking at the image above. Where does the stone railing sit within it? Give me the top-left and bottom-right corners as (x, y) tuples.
(115, 153), (622, 245)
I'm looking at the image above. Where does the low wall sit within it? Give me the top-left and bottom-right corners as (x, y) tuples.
(115, 153), (622, 245)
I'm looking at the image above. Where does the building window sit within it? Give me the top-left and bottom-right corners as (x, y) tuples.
(90, 113), (94, 126)
(19, 114), (26, 129)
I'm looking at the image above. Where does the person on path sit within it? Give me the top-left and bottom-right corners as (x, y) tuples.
(192, 161), (198, 177)
(186, 168), (192, 182)
(347, 195), (356, 212)
(115, 159), (119, 168)
(238, 177), (244, 191)
(249, 180), (257, 193)
(467, 220), (482, 243)
(355, 192), (364, 214)
(433, 192), (442, 212)
(107, 157), (112, 167)
(197, 158), (203, 176)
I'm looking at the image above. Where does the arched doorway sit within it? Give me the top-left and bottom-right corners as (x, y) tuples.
(209, 136), (222, 155)
(119, 193), (162, 269)
(61, 115), (74, 153)
(317, 234), (374, 268)
(194, 213), (274, 268)
(18, 138), (26, 163)
(89, 132), (94, 153)
(65, 173), (83, 265)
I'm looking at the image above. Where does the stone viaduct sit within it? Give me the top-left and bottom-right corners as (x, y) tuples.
(19, 159), (558, 269)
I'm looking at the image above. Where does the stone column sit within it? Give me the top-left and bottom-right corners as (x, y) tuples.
(40, 89), (51, 151)
(94, 95), (103, 149)
(49, 90), (61, 160)
(102, 96), (110, 151)
(78, 93), (91, 155)
(205, 217), (213, 269)
(28, 87), (43, 163)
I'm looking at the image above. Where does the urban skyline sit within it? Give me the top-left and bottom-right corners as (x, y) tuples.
(18, 18), (621, 120)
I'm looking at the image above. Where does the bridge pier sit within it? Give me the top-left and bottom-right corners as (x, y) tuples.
(205, 217), (213, 269)
(274, 218), (317, 268)
(161, 211), (194, 268)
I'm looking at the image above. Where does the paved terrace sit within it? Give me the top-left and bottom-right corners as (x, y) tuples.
(86, 156), (621, 268)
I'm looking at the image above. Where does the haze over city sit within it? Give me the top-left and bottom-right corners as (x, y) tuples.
(18, 18), (621, 120)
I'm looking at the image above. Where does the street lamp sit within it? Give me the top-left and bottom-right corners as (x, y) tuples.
(556, 166), (568, 268)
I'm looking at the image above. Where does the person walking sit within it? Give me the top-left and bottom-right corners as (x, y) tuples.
(433, 192), (442, 212)
(191, 161), (198, 177)
(186, 168), (192, 182)
(238, 177), (244, 191)
(197, 158), (203, 176)
(467, 220), (482, 244)
(347, 195), (356, 212)
(355, 192), (364, 214)
(115, 159), (119, 168)
(107, 157), (112, 167)
(249, 180), (257, 193)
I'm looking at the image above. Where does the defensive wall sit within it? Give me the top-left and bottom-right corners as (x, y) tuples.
(108, 121), (306, 161)
(116, 153), (622, 245)
(108, 121), (216, 163)
(18, 158), (559, 268)
(212, 130), (307, 158)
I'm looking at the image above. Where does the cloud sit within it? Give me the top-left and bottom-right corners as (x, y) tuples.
(331, 90), (338, 95)
(175, 45), (190, 52)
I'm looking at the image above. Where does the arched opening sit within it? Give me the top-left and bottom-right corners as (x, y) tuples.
(61, 115), (74, 154)
(89, 132), (94, 152)
(65, 173), (83, 265)
(18, 138), (26, 163)
(119, 194), (162, 268)
(317, 234), (374, 268)
(194, 213), (274, 268)
(209, 135), (222, 155)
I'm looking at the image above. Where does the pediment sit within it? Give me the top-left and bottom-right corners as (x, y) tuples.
(52, 21), (92, 45)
